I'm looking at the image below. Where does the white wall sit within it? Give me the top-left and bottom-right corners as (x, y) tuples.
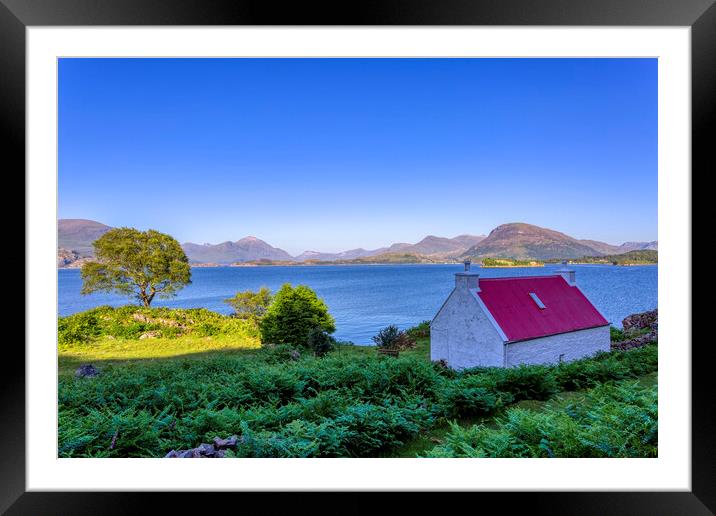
(504, 325), (611, 367)
(431, 287), (504, 369)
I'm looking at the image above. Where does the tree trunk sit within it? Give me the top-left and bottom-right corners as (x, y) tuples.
(139, 286), (152, 307)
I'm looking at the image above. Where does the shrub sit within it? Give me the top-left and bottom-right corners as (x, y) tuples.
(259, 284), (335, 347)
(406, 320), (431, 339)
(372, 325), (416, 350)
(610, 326), (626, 342)
(224, 287), (272, 323)
(307, 328), (336, 357)
(372, 325), (400, 348)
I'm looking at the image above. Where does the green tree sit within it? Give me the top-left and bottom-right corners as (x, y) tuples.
(259, 283), (335, 346)
(224, 287), (272, 323)
(80, 228), (191, 307)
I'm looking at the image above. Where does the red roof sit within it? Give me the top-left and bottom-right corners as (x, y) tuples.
(476, 275), (608, 343)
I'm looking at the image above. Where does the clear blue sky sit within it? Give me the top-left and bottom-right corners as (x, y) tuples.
(59, 58), (657, 255)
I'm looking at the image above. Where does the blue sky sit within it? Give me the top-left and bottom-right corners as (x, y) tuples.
(59, 58), (657, 255)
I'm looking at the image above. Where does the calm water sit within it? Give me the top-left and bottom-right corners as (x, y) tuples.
(58, 264), (657, 344)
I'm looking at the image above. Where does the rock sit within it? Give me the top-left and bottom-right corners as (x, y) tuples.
(289, 350), (301, 361)
(166, 435), (241, 458)
(213, 435), (238, 450)
(196, 443), (217, 457)
(622, 309), (658, 332)
(139, 330), (161, 339)
(75, 364), (100, 378)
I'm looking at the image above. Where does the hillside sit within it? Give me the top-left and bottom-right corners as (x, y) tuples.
(182, 237), (293, 264)
(58, 219), (112, 256)
(463, 223), (604, 260)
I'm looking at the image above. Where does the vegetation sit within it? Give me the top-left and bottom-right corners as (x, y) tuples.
(224, 287), (272, 323)
(372, 325), (417, 351)
(259, 284), (335, 347)
(58, 304), (657, 458)
(307, 328), (336, 357)
(423, 379), (657, 458)
(406, 320), (431, 340)
(58, 305), (259, 346)
(480, 257), (544, 267)
(548, 250), (658, 265)
(80, 228), (191, 307)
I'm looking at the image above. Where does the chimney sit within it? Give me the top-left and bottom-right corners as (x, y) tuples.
(455, 259), (480, 290)
(556, 260), (576, 286)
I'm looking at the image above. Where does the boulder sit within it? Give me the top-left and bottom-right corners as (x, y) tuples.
(75, 364), (100, 378)
(165, 435), (240, 458)
(213, 435), (239, 450)
(139, 330), (162, 340)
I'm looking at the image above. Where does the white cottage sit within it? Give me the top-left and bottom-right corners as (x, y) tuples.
(430, 261), (610, 369)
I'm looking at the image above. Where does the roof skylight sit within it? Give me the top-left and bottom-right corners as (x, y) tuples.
(529, 292), (546, 309)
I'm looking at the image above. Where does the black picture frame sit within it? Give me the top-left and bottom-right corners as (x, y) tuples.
(4, 0), (711, 512)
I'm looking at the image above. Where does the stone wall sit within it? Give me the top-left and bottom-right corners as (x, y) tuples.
(622, 309), (658, 332)
(612, 309), (658, 351)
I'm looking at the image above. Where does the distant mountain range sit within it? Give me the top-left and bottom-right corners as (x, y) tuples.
(57, 219), (657, 267)
(293, 234), (486, 262)
(461, 223), (658, 261)
(182, 237), (293, 263)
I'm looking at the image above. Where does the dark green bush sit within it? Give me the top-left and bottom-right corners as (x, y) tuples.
(307, 328), (336, 357)
(259, 284), (335, 347)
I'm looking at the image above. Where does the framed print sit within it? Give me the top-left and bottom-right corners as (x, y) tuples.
(4, 0), (712, 512)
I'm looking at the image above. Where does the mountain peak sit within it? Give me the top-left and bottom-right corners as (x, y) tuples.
(466, 223), (605, 260)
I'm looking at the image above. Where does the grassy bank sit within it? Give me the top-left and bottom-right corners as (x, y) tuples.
(58, 308), (657, 458)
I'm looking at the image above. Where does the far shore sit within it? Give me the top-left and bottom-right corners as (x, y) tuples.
(58, 261), (658, 270)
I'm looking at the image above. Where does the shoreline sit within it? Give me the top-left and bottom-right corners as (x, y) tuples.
(58, 261), (658, 270)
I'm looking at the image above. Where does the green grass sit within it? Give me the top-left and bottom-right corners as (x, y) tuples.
(59, 334), (261, 377)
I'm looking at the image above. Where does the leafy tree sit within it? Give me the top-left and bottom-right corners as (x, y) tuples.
(224, 287), (272, 322)
(80, 228), (191, 307)
(259, 283), (335, 346)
